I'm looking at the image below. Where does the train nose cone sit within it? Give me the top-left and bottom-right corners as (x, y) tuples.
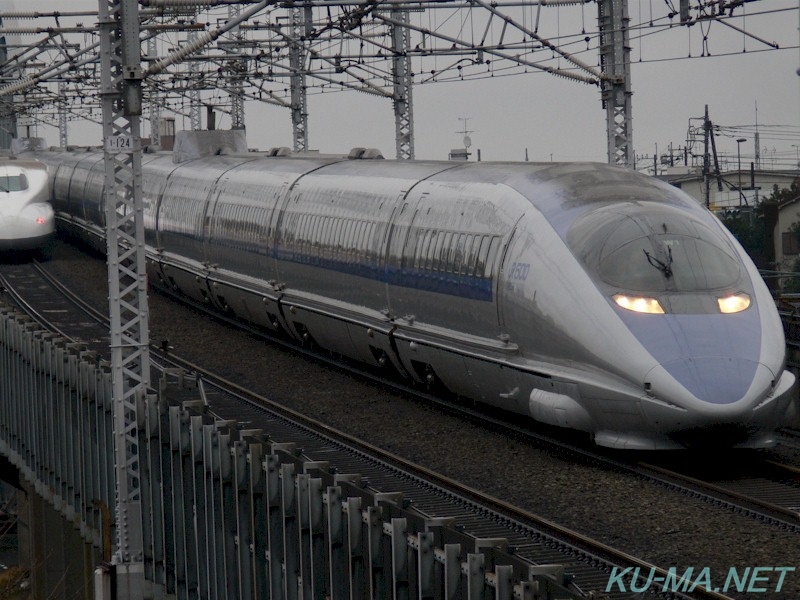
(646, 357), (773, 406)
(0, 216), (18, 242)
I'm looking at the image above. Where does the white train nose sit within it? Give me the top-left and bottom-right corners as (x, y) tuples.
(645, 356), (774, 407)
(0, 215), (18, 236)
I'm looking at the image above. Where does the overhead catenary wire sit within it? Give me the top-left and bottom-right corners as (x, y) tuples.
(1, 0), (796, 155)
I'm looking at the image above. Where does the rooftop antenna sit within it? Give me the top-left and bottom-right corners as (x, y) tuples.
(457, 117), (474, 151)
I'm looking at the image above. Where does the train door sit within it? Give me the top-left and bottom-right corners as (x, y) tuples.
(382, 191), (419, 315)
(496, 216), (526, 334)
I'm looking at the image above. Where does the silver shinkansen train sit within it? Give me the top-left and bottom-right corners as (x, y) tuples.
(39, 148), (796, 449)
(0, 157), (55, 254)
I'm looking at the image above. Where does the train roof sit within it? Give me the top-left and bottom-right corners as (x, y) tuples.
(0, 157), (47, 174)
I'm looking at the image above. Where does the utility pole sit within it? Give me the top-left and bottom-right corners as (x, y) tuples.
(98, 0), (148, 596)
(703, 105), (710, 208)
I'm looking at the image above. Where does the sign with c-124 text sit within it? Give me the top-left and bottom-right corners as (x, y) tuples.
(104, 135), (133, 154)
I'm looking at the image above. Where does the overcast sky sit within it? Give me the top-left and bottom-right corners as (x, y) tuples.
(8, 0), (800, 169)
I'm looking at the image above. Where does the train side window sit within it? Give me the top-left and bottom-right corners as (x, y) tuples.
(425, 231), (438, 270)
(448, 233), (459, 273)
(462, 235), (476, 275)
(238, 205), (248, 241)
(443, 232), (455, 272)
(319, 216), (328, 247)
(307, 214), (318, 250)
(356, 221), (365, 255)
(353, 221), (363, 255)
(439, 233), (450, 272)
(350, 219), (360, 262)
(309, 214), (320, 248)
(360, 222), (369, 261)
(296, 213), (306, 249)
(318, 215), (327, 249)
(453, 233), (466, 274)
(255, 207), (268, 242)
(413, 229), (427, 270)
(430, 232), (444, 271)
(302, 214), (311, 247)
(314, 214), (323, 249)
(323, 216), (331, 256)
(333, 217), (342, 251)
(484, 236), (501, 278)
(235, 206), (244, 241)
(414, 230), (426, 270)
(475, 235), (490, 276)
(401, 227), (417, 270)
(284, 212), (297, 248)
(334, 218), (344, 251)
(343, 218), (352, 247)
(244, 206), (254, 242)
(250, 206), (260, 242)
(366, 222), (376, 261)
(296, 213), (306, 248)
(330, 217), (338, 250)
(343, 219), (354, 261)
(421, 231), (432, 270)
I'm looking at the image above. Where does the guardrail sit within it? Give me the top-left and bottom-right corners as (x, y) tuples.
(0, 305), (583, 600)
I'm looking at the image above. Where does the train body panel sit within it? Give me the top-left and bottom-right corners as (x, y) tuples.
(0, 158), (55, 252)
(39, 149), (797, 449)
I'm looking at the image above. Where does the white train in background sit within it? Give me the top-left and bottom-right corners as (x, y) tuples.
(37, 148), (796, 449)
(0, 157), (55, 255)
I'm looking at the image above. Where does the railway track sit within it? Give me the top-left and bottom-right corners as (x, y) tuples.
(0, 255), (756, 599)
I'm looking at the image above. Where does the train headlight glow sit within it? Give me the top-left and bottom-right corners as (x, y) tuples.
(717, 293), (750, 314)
(35, 217), (45, 225)
(613, 294), (665, 314)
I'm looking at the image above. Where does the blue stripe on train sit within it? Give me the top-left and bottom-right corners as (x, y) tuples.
(273, 248), (494, 301)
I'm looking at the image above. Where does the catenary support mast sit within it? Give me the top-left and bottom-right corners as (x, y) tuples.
(58, 81), (68, 148)
(228, 3), (246, 129)
(598, 0), (632, 167)
(390, 3), (414, 160)
(188, 27), (202, 130)
(98, 0), (148, 596)
(147, 35), (161, 147)
(290, 1), (311, 152)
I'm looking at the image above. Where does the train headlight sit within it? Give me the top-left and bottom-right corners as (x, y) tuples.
(35, 217), (45, 225)
(613, 294), (665, 314)
(717, 292), (750, 314)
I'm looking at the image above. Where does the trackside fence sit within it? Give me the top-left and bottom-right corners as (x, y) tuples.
(0, 305), (584, 600)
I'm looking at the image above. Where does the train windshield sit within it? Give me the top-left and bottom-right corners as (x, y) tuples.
(0, 173), (28, 192)
(571, 205), (742, 293)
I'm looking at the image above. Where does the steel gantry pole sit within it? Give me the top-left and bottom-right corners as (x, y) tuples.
(188, 28), (203, 130)
(290, 1), (311, 152)
(598, 0), (633, 167)
(227, 3), (246, 129)
(58, 81), (68, 148)
(147, 36), (161, 147)
(390, 3), (414, 160)
(98, 0), (149, 596)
